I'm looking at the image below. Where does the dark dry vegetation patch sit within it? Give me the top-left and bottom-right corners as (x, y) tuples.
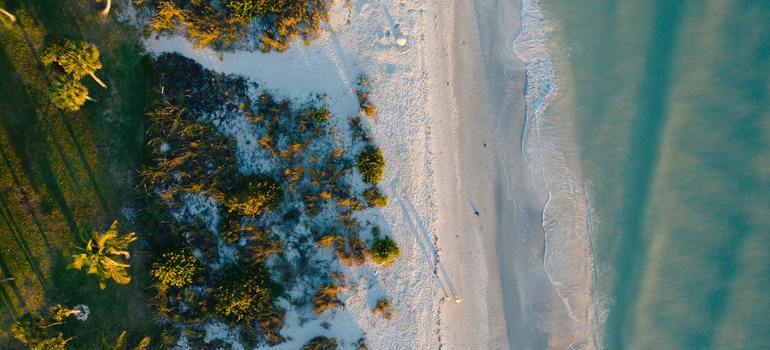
(136, 0), (332, 52)
(135, 53), (396, 348)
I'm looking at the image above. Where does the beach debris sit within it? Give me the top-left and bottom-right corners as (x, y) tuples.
(395, 36), (407, 47)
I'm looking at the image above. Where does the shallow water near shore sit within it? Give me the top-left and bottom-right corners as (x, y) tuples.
(541, 0), (770, 349)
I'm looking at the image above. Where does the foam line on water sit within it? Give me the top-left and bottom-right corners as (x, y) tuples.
(513, 0), (602, 348)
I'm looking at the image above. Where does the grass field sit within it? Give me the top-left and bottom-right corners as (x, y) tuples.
(0, 0), (158, 347)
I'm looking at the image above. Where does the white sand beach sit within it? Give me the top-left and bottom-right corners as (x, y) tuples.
(140, 0), (560, 348)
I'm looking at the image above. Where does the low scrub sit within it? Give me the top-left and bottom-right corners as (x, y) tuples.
(302, 336), (338, 350)
(372, 298), (393, 320)
(363, 187), (388, 208)
(313, 284), (344, 314)
(151, 250), (200, 289)
(138, 0), (331, 51)
(212, 264), (283, 324)
(370, 236), (400, 266)
(355, 75), (377, 118)
(357, 146), (385, 184)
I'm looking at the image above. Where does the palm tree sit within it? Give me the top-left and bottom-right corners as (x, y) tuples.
(111, 331), (151, 350)
(0, 7), (15, 22)
(63, 41), (107, 88)
(49, 304), (90, 323)
(11, 315), (73, 350)
(43, 39), (107, 88)
(69, 220), (137, 289)
(50, 77), (94, 112)
(98, 0), (111, 16)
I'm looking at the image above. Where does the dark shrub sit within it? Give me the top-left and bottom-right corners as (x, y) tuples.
(372, 298), (393, 320)
(224, 176), (283, 216)
(212, 264), (283, 325)
(370, 236), (399, 266)
(357, 146), (385, 184)
(363, 187), (388, 208)
(313, 284), (344, 314)
(151, 250), (200, 288)
(302, 336), (338, 350)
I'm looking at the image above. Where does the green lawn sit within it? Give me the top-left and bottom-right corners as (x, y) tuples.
(0, 0), (157, 348)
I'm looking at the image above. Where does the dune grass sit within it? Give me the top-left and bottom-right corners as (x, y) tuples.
(0, 0), (157, 347)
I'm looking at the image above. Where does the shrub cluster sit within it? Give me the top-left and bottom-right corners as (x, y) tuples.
(372, 298), (393, 320)
(212, 264), (283, 324)
(151, 250), (199, 288)
(140, 104), (236, 202)
(302, 336), (338, 350)
(41, 39), (105, 111)
(363, 187), (388, 208)
(138, 0), (331, 51)
(370, 236), (400, 266)
(224, 176), (283, 216)
(357, 146), (385, 184)
(355, 75), (376, 118)
(138, 54), (398, 348)
(313, 284), (344, 314)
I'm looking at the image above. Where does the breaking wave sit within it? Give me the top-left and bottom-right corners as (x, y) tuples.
(513, 0), (603, 349)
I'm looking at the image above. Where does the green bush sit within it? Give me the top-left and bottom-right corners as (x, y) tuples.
(224, 176), (283, 216)
(369, 236), (399, 266)
(151, 250), (199, 288)
(226, 0), (270, 22)
(213, 264), (282, 324)
(313, 284), (344, 314)
(357, 146), (385, 184)
(363, 187), (388, 208)
(140, 0), (331, 51)
(305, 105), (331, 123)
(302, 336), (338, 350)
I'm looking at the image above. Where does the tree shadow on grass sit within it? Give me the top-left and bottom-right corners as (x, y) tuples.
(0, 194), (48, 291)
(47, 250), (161, 349)
(0, 253), (28, 315)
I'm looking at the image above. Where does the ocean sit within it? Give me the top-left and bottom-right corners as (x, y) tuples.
(538, 0), (770, 349)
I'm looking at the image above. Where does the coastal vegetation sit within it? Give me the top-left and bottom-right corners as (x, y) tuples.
(355, 74), (377, 118)
(1, 0), (394, 348)
(372, 298), (393, 320)
(0, 0), (157, 347)
(1, 7), (16, 22)
(150, 250), (199, 288)
(357, 146), (386, 184)
(133, 53), (396, 347)
(137, 0), (332, 51)
(302, 336), (338, 350)
(370, 236), (400, 265)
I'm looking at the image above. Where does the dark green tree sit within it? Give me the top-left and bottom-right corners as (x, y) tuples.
(151, 250), (199, 288)
(370, 236), (399, 266)
(50, 77), (93, 111)
(357, 146), (385, 184)
(69, 220), (137, 289)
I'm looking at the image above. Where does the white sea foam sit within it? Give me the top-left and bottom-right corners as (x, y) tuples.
(513, 0), (602, 349)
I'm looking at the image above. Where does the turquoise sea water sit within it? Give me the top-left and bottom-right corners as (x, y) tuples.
(541, 1), (770, 349)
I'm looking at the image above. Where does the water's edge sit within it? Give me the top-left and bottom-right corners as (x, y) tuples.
(512, 0), (602, 348)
